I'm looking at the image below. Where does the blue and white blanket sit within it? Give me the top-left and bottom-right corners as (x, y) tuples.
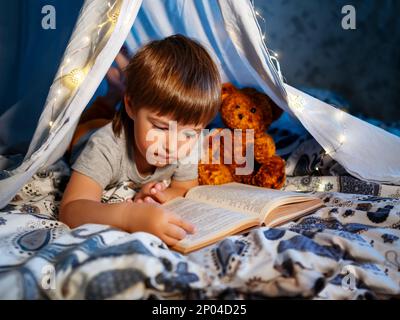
(0, 159), (399, 300)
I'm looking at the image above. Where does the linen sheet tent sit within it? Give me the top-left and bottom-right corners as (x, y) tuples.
(0, 0), (399, 209)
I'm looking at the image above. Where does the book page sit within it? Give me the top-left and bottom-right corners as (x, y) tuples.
(163, 197), (258, 250)
(185, 183), (316, 220)
(264, 199), (324, 227)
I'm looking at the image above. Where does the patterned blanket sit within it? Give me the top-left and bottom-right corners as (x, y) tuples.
(0, 158), (399, 300)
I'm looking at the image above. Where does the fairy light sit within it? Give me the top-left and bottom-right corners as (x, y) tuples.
(288, 92), (305, 112)
(251, 1), (284, 81)
(252, 1), (349, 160)
(109, 10), (120, 25)
(98, 1), (120, 28)
(288, 92), (348, 158)
(62, 67), (87, 90)
(324, 128), (347, 157)
(250, 0), (349, 161)
(335, 108), (345, 121)
(324, 148), (333, 157)
(46, 0), (122, 130)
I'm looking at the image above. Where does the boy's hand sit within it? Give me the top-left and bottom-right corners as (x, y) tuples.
(132, 181), (168, 204)
(124, 202), (196, 246)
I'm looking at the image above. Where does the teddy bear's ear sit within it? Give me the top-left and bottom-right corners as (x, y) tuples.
(270, 103), (284, 122)
(256, 92), (283, 122)
(221, 83), (237, 100)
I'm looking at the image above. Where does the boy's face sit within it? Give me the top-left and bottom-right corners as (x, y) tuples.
(126, 101), (203, 167)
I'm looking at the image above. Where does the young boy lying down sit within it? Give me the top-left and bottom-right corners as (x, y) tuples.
(60, 35), (221, 246)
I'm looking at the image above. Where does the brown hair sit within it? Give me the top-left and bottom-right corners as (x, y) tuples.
(112, 34), (221, 137)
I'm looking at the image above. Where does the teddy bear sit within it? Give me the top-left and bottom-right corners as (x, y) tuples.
(198, 83), (286, 189)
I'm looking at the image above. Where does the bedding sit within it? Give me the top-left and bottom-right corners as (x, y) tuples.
(1, 91), (399, 299)
(0, 153), (399, 299)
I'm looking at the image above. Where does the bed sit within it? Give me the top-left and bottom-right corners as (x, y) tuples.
(1, 117), (399, 300)
(1, 0), (399, 300)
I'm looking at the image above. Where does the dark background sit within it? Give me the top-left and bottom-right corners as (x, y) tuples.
(257, 0), (400, 121)
(1, 0), (399, 134)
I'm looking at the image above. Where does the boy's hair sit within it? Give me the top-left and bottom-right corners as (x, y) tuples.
(112, 34), (221, 137)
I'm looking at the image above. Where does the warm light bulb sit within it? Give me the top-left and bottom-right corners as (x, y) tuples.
(62, 67), (87, 90)
(49, 121), (54, 127)
(110, 11), (120, 25)
(288, 93), (305, 112)
(335, 110), (344, 121)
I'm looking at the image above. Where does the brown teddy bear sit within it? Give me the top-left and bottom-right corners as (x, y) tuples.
(198, 83), (286, 189)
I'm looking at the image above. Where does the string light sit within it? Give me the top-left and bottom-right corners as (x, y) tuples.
(251, 1), (349, 159)
(251, 1), (283, 81)
(288, 92), (305, 112)
(47, 0), (122, 130)
(62, 67), (88, 90)
(109, 10), (120, 25)
(97, 1), (120, 28)
(288, 92), (348, 157)
(335, 108), (345, 121)
(325, 131), (347, 157)
(83, 36), (90, 44)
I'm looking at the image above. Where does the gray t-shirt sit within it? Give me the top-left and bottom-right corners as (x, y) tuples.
(71, 123), (198, 190)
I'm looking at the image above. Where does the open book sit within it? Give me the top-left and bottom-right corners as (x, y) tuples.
(163, 183), (324, 254)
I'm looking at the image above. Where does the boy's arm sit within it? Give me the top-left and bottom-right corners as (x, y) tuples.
(135, 179), (198, 204)
(59, 171), (130, 229)
(161, 179), (199, 202)
(60, 171), (196, 244)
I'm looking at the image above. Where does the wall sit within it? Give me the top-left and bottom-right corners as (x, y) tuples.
(257, 0), (400, 121)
